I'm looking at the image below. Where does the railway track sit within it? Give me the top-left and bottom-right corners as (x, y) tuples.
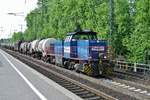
(3, 48), (117, 100)
(3, 48), (149, 100)
(111, 70), (150, 86)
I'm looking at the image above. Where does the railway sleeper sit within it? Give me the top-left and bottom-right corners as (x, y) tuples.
(49, 77), (69, 82)
(85, 96), (105, 100)
(68, 87), (82, 90)
(55, 81), (71, 84)
(71, 89), (85, 93)
(50, 76), (68, 81)
(78, 93), (96, 98)
(62, 84), (77, 88)
(61, 83), (75, 87)
(75, 91), (89, 95)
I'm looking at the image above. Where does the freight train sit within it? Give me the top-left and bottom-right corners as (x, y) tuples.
(1, 29), (113, 76)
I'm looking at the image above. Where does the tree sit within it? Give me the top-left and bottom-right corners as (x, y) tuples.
(11, 32), (24, 42)
(45, 0), (109, 39)
(110, 0), (132, 56)
(123, 0), (150, 62)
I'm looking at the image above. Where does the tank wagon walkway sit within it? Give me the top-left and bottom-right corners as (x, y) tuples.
(0, 49), (83, 100)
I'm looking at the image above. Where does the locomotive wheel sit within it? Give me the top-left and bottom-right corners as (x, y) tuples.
(74, 64), (82, 72)
(45, 57), (50, 63)
(69, 62), (75, 70)
(64, 61), (69, 69)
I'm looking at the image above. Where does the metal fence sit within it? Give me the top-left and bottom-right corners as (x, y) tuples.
(114, 60), (150, 77)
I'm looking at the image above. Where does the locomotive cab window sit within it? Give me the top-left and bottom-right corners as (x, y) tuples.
(72, 32), (97, 40)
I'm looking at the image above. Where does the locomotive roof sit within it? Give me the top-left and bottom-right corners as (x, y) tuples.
(67, 30), (97, 36)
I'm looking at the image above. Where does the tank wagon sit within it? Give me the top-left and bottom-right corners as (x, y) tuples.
(38, 38), (56, 63)
(1, 42), (14, 50)
(20, 42), (28, 54)
(26, 42), (31, 55)
(30, 40), (40, 58)
(14, 40), (22, 51)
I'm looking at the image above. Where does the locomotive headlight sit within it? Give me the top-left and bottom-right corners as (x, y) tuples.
(88, 56), (92, 59)
(104, 56), (107, 59)
(99, 46), (105, 51)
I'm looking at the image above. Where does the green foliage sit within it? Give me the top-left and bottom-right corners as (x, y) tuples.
(123, 0), (150, 62)
(11, 32), (24, 42)
(24, 0), (109, 39)
(111, 0), (132, 56)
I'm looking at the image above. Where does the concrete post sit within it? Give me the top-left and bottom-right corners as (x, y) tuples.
(134, 63), (137, 72)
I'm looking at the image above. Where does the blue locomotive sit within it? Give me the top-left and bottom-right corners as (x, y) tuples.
(55, 29), (108, 76)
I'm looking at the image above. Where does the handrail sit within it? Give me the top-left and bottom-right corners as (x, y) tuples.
(114, 60), (150, 77)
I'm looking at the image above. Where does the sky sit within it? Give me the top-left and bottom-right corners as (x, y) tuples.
(0, 0), (38, 39)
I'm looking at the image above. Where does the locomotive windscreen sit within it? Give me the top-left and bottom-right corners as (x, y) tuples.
(72, 32), (97, 40)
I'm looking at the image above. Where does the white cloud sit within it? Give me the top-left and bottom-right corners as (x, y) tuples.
(0, 0), (38, 39)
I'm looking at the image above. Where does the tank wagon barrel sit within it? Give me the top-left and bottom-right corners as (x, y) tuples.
(39, 38), (56, 63)
(30, 40), (40, 58)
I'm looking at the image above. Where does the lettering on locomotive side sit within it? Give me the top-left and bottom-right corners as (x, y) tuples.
(91, 46), (105, 51)
(64, 47), (70, 53)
